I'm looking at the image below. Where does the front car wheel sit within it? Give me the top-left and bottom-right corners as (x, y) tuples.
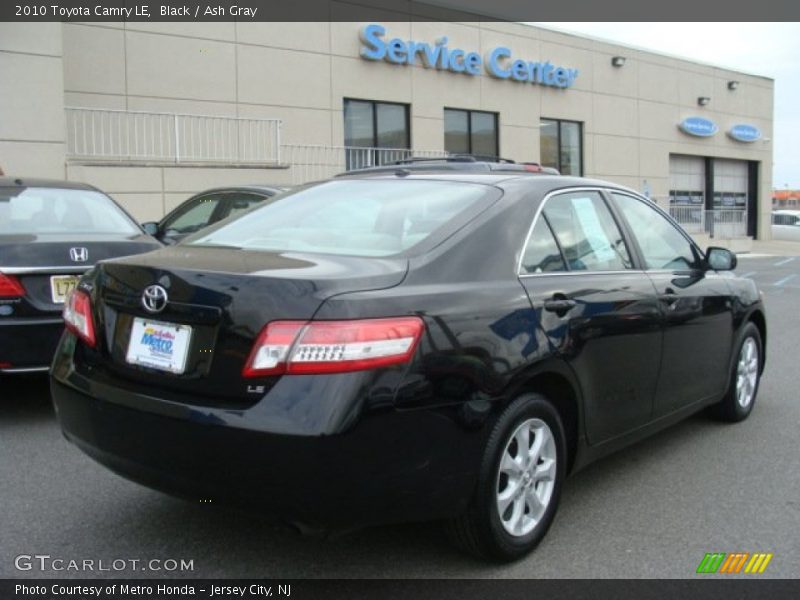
(709, 321), (763, 422)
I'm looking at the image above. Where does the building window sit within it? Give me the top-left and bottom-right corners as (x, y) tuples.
(444, 109), (499, 158)
(343, 99), (410, 169)
(540, 119), (583, 175)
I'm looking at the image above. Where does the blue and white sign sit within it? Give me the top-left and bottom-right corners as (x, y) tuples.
(679, 117), (718, 137)
(359, 24), (579, 89)
(728, 124), (762, 143)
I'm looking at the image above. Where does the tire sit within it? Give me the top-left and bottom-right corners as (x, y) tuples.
(446, 393), (567, 561)
(709, 322), (763, 422)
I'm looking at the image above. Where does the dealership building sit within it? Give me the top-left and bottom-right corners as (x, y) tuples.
(0, 20), (774, 242)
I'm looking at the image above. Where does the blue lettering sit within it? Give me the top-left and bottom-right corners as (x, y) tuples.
(464, 52), (481, 75)
(541, 62), (555, 85)
(552, 66), (568, 87)
(449, 49), (466, 72)
(511, 59), (528, 82)
(438, 42), (449, 69)
(141, 332), (173, 354)
(386, 38), (407, 63)
(358, 24), (578, 87)
(487, 47), (511, 79)
(405, 40), (421, 65)
(359, 24), (386, 61)
(421, 42), (441, 68)
(565, 68), (579, 88)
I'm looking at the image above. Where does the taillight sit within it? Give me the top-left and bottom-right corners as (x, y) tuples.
(0, 273), (25, 298)
(63, 289), (96, 348)
(243, 317), (424, 378)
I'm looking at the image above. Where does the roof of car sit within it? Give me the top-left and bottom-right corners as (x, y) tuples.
(0, 176), (99, 191)
(192, 185), (288, 195)
(337, 170), (638, 193)
(336, 156), (561, 177)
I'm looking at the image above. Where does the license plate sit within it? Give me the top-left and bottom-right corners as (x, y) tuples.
(125, 317), (192, 374)
(50, 275), (80, 304)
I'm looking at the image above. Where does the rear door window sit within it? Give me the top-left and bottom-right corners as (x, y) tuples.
(542, 191), (632, 271)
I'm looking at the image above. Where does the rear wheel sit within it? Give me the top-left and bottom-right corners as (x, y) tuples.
(446, 393), (566, 561)
(709, 322), (762, 422)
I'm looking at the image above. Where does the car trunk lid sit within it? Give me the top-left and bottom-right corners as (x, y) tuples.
(82, 246), (408, 404)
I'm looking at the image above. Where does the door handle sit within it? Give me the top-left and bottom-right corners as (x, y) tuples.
(660, 293), (679, 306)
(544, 296), (576, 315)
(660, 287), (679, 307)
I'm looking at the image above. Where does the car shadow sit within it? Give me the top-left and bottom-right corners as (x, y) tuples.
(65, 410), (729, 578)
(0, 374), (54, 423)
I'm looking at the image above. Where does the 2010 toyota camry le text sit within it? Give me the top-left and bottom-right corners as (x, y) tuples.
(50, 164), (767, 561)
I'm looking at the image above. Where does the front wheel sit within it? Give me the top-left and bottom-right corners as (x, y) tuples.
(446, 393), (566, 561)
(709, 322), (763, 422)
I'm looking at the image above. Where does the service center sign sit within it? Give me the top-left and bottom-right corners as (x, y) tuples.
(359, 24), (579, 89)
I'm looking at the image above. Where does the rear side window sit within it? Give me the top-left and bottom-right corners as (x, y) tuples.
(189, 179), (496, 257)
(773, 213), (799, 226)
(520, 217), (566, 274)
(543, 191), (632, 271)
(611, 193), (701, 270)
(225, 193), (270, 219)
(163, 194), (222, 235)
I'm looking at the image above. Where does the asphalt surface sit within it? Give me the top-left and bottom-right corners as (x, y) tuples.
(1, 255), (799, 579)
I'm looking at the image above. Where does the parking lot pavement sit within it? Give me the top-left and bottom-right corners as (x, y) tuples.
(2, 256), (799, 580)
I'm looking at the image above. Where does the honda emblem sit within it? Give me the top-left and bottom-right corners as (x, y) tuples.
(69, 247), (89, 262)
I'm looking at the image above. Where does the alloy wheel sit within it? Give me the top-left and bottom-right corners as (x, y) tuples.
(495, 418), (557, 537)
(736, 337), (759, 409)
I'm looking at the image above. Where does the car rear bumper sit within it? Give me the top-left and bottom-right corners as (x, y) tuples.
(0, 316), (63, 372)
(50, 372), (484, 530)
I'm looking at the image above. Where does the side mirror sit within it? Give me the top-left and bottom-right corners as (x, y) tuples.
(706, 247), (737, 271)
(142, 222), (159, 236)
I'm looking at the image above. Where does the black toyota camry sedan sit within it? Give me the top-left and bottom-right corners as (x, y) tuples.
(0, 177), (161, 374)
(50, 170), (766, 560)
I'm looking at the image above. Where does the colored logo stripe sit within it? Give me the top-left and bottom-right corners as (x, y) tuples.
(719, 553), (749, 573)
(697, 552), (773, 574)
(745, 553), (773, 574)
(697, 553), (726, 574)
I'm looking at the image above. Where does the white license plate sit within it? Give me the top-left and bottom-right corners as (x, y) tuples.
(125, 318), (192, 374)
(50, 275), (80, 304)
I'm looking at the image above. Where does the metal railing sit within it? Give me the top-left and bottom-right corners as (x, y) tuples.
(65, 107), (282, 165)
(670, 205), (748, 238)
(280, 144), (449, 184)
(668, 205), (706, 234)
(705, 209), (747, 238)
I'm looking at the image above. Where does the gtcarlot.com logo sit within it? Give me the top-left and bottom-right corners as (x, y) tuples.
(14, 554), (194, 573)
(696, 552), (773, 574)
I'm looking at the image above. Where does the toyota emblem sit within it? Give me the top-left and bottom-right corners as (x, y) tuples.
(141, 284), (168, 313)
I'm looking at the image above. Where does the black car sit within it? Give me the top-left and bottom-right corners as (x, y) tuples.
(50, 171), (766, 561)
(141, 185), (287, 245)
(0, 177), (161, 374)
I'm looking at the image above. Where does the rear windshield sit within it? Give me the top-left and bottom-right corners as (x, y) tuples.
(0, 187), (140, 235)
(188, 179), (495, 257)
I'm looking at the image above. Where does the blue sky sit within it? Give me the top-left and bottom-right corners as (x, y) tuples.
(536, 23), (800, 189)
